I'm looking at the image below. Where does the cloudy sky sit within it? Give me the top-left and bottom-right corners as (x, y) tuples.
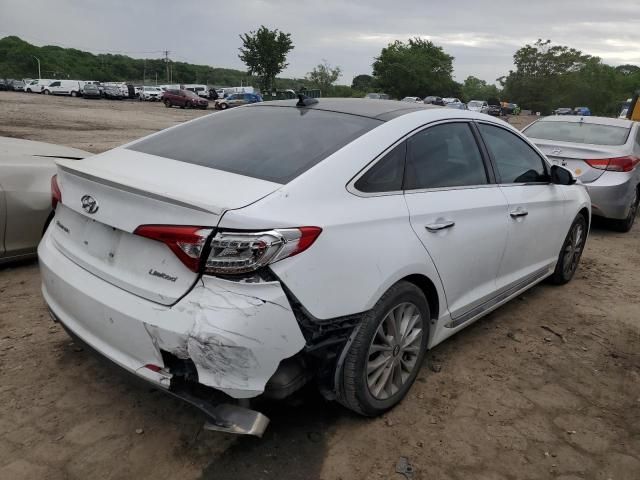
(2, 0), (639, 84)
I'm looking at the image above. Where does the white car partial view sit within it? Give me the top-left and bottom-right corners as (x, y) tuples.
(467, 100), (489, 113)
(25, 79), (53, 93)
(39, 98), (590, 436)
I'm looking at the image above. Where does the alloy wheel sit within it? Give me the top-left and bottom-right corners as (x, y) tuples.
(366, 302), (423, 400)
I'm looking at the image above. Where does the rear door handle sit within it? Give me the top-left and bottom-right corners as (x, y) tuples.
(425, 221), (455, 232)
(510, 207), (529, 218)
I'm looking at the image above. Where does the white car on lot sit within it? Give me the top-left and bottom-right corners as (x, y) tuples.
(43, 80), (83, 97)
(25, 79), (53, 93)
(39, 99), (590, 436)
(138, 86), (163, 101)
(467, 100), (489, 113)
(524, 115), (640, 232)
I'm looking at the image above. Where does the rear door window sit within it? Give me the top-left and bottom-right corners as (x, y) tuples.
(404, 122), (488, 190)
(127, 106), (381, 184)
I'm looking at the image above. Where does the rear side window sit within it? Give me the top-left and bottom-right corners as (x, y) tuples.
(404, 122), (488, 190)
(127, 106), (381, 184)
(479, 124), (547, 183)
(355, 143), (406, 193)
(524, 121), (631, 146)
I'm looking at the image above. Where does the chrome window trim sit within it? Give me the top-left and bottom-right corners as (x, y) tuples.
(346, 118), (491, 198)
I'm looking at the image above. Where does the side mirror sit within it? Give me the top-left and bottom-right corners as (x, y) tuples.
(550, 165), (576, 185)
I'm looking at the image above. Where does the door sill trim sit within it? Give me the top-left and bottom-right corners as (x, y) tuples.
(445, 266), (551, 328)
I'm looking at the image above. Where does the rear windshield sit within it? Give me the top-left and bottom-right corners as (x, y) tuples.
(524, 121), (631, 146)
(127, 106), (381, 183)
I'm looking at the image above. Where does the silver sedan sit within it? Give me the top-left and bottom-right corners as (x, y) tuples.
(0, 137), (90, 264)
(524, 116), (640, 232)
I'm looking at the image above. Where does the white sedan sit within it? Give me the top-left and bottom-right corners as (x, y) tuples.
(39, 98), (590, 436)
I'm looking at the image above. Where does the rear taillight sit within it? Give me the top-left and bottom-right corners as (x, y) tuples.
(51, 175), (62, 209)
(585, 156), (640, 172)
(204, 227), (322, 275)
(134, 225), (213, 272)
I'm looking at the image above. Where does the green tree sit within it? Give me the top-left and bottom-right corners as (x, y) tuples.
(461, 76), (500, 102)
(238, 26), (294, 92)
(501, 39), (604, 114)
(372, 38), (454, 99)
(351, 74), (373, 92)
(306, 60), (342, 93)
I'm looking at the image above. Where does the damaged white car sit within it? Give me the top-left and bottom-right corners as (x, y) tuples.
(39, 97), (590, 436)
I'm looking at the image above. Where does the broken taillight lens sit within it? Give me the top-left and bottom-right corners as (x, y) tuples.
(51, 175), (62, 209)
(204, 227), (322, 275)
(133, 225), (213, 272)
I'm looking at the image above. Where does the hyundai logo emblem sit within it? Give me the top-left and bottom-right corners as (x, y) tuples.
(81, 195), (99, 214)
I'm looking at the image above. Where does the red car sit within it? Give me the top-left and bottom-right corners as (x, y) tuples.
(162, 89), (208, 109)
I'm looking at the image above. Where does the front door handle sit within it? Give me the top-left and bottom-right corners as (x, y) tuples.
(425, 220), (455, 232)
(510, 207), (529, 218)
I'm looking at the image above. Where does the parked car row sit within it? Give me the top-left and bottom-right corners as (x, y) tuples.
(554, 106), (592, 116)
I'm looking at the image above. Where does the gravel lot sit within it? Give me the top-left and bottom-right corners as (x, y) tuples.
(0, 92), (639, 480)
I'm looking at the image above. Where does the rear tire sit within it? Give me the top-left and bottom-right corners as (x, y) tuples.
(337, 281), (429, 416)
(611, 188), (639, 233)
(549, 214), (587, 285)
(185, 101), (192, 109)
(71, 91), (78, 97)
(220, 103), (228, 110)
(43, 90), (50, 95)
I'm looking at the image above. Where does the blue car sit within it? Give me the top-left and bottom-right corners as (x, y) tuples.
(573, 106), (591, 116)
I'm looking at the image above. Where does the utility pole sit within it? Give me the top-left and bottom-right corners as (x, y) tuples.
(155, 72), (157, 85)
(143, 59), (146, 86)
(163, 50), (170, 83)
(32, 56), (41, 79)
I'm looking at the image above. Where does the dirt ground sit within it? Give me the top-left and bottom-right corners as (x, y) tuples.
(0, 91), (639, 480)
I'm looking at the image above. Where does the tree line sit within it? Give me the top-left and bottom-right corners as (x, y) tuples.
(2, 32), (638, 115)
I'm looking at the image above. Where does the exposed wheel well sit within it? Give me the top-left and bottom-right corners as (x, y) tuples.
(401, 274), (439, 320)
(578, 207), (590, 230)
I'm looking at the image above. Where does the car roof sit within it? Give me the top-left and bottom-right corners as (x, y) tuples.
(249, 98), (440, 121)
(537, 115), (634, 128)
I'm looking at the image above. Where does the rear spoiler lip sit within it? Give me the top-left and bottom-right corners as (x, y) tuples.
(56, 163), (217, 214)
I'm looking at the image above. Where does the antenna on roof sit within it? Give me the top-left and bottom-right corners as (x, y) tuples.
(296, 94), (318, 107)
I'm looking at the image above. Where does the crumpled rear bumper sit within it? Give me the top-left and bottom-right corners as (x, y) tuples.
(38, 229), (306, 399)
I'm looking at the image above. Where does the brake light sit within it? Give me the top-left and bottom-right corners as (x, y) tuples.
(204, 227), (322, 275)
(134, 225), (213, 272)
(585, 156), (639, 172)
(51, 175), (62, 209)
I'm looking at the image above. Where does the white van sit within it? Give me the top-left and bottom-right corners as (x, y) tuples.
(43, 80), (83, 97)
(25, 79), (53, 93)
(184, 84), (209, 98)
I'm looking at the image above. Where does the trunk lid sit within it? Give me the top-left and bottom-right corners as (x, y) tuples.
(51, 148), (282, 305)
(533, 139), (628, 183)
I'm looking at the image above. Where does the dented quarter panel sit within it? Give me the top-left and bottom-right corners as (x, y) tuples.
(182, 277), (306, 398)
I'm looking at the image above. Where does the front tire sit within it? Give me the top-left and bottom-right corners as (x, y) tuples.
(337, 281), (429, 416)
(550, 214), (587, 285)
(164, 100), (171, 108)
(611, 188), (638, 233)
(43, 90), (50, 95)
(71, 91), (78, 97)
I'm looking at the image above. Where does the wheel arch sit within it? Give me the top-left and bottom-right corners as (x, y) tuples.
(400, 274), (440, 321)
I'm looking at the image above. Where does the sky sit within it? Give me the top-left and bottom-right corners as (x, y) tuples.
(2, 0), (639, 85)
